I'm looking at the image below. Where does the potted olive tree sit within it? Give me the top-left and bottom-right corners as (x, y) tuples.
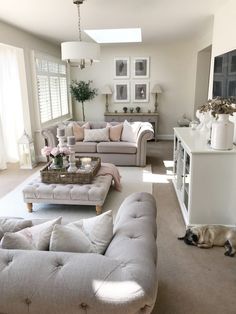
(70, 80), (97, 121)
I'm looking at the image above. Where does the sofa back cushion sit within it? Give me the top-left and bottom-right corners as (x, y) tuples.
(71, 122), (90, 141)
(49, 210), (113, 254)
(0, 218), (32, 240)
(107, 123), (123, 141)
(121, 120), (141, 143)
(1, 217), (62, 250)
(84, 128), (109, 142)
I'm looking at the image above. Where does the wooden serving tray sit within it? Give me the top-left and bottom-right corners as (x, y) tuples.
(40, 157), (101, 184)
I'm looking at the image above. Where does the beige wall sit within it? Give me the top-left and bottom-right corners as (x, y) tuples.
(0, 21), (60, 159)
(71, 29), (213, 138)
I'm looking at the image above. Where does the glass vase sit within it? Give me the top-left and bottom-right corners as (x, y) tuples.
(50, 156), (63, 169)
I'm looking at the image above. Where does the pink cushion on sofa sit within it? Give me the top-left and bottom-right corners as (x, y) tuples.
(71, 122), (90, 141)
(107, 123), (123, 141)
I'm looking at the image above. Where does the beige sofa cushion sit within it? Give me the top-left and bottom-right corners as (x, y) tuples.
(71, 122), (90, 141)
(1, 217), (62, 250)
(97, 142), (137, 154)
(49, 210), (113, 254)
(74, 142), (97, 153)
(107, 123), (123, 141)
(0, 218), (32, 240)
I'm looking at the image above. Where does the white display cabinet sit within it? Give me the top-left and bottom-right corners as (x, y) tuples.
(173, 127), (236, 226)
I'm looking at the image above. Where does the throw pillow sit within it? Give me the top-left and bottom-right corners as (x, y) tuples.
(106, 123), (123, 141)
(71, 122), (90, 141)
(0, 218), (32, 240)
(50, 225), (95, 253)
(49, 210), (113, 254)
(1, 216), (62, 251)
(84, 128), (109, 142)
(1, 232), (34, 250)
(121, 120), (141, 143)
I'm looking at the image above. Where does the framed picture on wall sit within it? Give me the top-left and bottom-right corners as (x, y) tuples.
(132, 81), (149, 102)
(114, 82), (130, 102)
(114, 57), (130, 79)
(133, 57), (150, 78)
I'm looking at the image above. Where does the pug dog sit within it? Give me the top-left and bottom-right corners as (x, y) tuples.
(178, 225), (236, 257)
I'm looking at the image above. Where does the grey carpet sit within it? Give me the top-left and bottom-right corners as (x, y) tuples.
(148, 141), (236, 314)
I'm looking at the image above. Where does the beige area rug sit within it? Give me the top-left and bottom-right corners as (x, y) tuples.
(0, 166), (152, 222)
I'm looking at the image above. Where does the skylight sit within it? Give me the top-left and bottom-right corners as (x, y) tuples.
(84, 28), (142, 44)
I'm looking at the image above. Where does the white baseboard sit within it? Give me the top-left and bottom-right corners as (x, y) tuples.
(157, 134), (174, 140)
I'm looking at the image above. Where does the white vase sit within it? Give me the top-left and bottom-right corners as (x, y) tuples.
(211, 114), (234, 150)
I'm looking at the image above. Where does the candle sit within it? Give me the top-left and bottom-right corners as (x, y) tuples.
(67, 136), (76, 145)
(81, 157), (92, 166)
(57, 128), (65, 137)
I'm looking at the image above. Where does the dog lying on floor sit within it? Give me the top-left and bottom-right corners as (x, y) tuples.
(178, 225), (236, 257)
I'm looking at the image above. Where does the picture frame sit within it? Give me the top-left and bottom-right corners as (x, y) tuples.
(132, 81), (149, 102)
(114, 57), (130, 79)
(133, 57), (150, 78)
(114, 82), (130, 102)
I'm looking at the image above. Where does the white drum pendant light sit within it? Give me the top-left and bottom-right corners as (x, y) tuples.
(61, 0), (100, 69)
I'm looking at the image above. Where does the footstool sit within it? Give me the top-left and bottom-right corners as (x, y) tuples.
(22, 174), (112, 215)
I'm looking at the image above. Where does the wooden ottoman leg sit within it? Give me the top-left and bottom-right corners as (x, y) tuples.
(27, 203), (33, 213)
(96, 205), (102, 215)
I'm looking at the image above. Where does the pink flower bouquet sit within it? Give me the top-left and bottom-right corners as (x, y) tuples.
(41, 146), (70, 158)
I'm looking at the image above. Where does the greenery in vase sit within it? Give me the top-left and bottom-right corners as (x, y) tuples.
(70, 80), (97, 121)
(199, 97), (236, 118)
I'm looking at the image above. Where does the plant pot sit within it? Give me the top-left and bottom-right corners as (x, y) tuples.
(211, 114), (234, 150)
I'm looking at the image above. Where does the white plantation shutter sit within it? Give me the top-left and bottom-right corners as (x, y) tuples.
(37, 75), (51, 123)
(35, 55), (70, 125)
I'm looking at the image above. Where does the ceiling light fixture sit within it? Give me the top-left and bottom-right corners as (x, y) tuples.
(61, 0), (100, 69)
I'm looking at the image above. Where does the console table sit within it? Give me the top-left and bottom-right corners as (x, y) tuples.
(104, 112), (159, 141)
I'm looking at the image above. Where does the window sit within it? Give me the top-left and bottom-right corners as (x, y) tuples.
(35, 55), (70, 125)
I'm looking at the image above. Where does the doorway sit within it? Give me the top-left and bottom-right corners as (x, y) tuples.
(194, 45), (212, 116)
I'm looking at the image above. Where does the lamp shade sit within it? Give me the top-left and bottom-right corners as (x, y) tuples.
(61, 41), (100, 63)
(101, 85), (113, 95)
(151, 84), (162, 94)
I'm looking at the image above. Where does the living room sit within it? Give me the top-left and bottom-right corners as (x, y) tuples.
(0, 0), (236, 313)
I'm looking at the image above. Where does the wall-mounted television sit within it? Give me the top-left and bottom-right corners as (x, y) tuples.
(213, 48), (236, 98)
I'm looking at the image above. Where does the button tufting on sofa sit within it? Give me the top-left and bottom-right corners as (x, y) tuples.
(25, 298), (31, 305)
(80, 302), (88, 310)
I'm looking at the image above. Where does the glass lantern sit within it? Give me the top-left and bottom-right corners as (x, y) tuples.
(18, 131), (37, 169)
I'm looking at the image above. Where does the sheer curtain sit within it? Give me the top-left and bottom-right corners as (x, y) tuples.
(0, 44), (25, 170)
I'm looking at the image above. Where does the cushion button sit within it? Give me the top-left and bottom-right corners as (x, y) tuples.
(25, 298), (31, 305)
(80, 302), (88, 309)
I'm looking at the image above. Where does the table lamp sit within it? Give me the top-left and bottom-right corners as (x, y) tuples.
(151, 84), (162, 113)
(101, 85), (113, 112)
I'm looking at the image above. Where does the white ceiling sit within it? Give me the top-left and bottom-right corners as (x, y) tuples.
(0, 0), (227, 45)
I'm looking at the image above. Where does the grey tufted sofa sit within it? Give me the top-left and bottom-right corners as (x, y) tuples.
(0, 192), (158, 314)
(41, 121), (154, 166)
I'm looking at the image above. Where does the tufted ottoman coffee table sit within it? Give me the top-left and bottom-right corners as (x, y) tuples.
(22, 174), (112, 215)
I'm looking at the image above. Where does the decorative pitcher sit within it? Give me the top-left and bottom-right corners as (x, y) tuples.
(211, 114), (234, 150)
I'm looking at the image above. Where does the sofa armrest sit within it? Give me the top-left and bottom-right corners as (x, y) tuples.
(106, 192), (158, 311)
(41, 125), (58, 147)
(136, 122), (154, 166)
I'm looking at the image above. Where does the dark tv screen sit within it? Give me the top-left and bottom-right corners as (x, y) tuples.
(213, 48), (236, 98)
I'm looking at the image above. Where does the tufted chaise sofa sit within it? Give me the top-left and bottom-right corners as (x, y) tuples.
(41, 121), (154, 166)
(0, 192), (158, 314)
